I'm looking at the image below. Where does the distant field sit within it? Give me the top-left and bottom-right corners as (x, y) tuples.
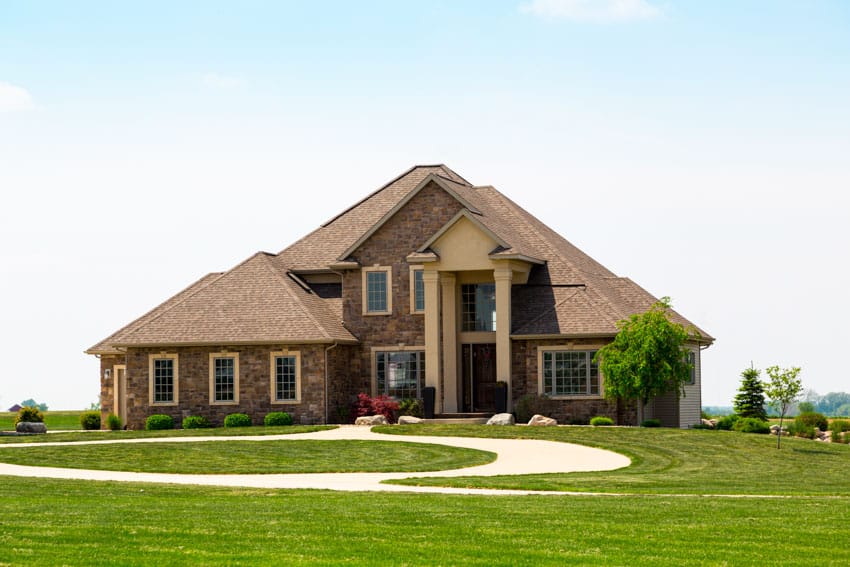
(0, 411), (83, 431)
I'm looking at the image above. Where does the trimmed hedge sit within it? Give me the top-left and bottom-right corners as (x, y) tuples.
(182, 415), (212, 429)
(716, 414), (740, 431)
(590, 416), (614, 426)
(80, 411), (101, 430)
(640, 419), (662, 428)
(14, 406), (44, 425)
(145, 414), (174, 431)
(106, 413), (122, 431)
(264, 412), (293, 426)
(224, 413), (252, 428)
(733, 417), (770, 434)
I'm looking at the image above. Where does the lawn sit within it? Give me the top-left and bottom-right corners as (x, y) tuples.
(0, 439), (494, 473)
(1, 424), (848, 565)
(374, 424), (850, 495)
(0, 424), (335, 443)
(1, 476), (847, 566)
(0, 410), (84, 431)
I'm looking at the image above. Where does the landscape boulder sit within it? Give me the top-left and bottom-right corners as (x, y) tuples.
(486, 413), (515, 426)
(354, 415), (388, 426)
(398, 415), (424, 425)
(701, 418), (717, 428)
(528, 414), (557, 427)
(15, 421), (47, 434)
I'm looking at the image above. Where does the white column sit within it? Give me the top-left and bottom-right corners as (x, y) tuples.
(440, 272), (458, 413)
(423, 270), (441, 413)
(494, 267), (513, 411)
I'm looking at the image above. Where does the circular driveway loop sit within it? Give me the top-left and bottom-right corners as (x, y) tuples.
(0, 426), (630, 495)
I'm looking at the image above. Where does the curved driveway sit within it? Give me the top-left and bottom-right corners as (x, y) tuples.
(0, 426), (630, 495)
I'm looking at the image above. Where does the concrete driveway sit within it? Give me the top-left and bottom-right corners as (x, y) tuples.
(0, 425), (630, 495)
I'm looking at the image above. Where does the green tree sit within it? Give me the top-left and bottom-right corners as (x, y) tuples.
(763, 365), (803, 449)
(733, 366), (767, 420)
(594, 297), (694, 423)
(20, 398), (48, 411)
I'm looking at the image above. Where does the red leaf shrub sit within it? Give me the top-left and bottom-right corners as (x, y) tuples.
(352, 393), (399, 424)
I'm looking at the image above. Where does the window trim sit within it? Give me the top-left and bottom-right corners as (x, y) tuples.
(362, 266), (393, 315)
(537, 346), (603, 399)
(686, 350), (697, 385)
(409, 266), (425, 314)
(148, 353), (179, 406)
(209, 352), (240, 405)
(269, 350), (301, 404)
(461, 282), (497, 332)
(371, 346), (426, 399)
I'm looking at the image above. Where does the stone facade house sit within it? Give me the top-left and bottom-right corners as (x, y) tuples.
(87, 165), (712, 429)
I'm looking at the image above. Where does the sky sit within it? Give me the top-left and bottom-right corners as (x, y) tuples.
(1, 0), (848, 410)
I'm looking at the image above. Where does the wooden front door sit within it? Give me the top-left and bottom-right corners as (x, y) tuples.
(461, 344), (497, 412)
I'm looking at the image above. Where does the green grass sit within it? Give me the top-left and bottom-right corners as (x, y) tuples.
(1, 476), (848, 566)
(374, 424), (850, 495)
(0, 410), (84, 431)
(0, 424), (335, 443)
(0, 439), (494, 473)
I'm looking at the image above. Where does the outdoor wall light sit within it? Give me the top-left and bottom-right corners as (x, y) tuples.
(104, 369), (111, 381)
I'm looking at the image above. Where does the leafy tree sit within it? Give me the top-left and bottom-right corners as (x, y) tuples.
(595, 297), (694, 423)
(763, 365), (803, 449)
(797, 401), (816, 414)
(733, 365), (767, 420)
(817, 392), (850, 416)
(20, 398), (48, 411)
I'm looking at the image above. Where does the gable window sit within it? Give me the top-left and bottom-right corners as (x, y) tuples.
(210, 353), (239, 404)
(540, 349), (600, 397)
(363, 266), (392, 315)
(375, 350), (425, 399)
(149, 353), (179, 405)
(270, 351), (301, 403)
(410, 267), (425, 314)
(462, 283), (496, 332)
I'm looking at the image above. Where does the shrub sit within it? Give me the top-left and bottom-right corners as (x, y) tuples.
(80, 411), (101, 430)
(830, 420), (850, 444)
(264, 412), (293, 426)
(796, 412), (828, 431)
(351, 393), (400, 424)
(14, 406), (44, 425)
(641, 419), (662, 428)
(514, 393), (552, 424)
(733, 417), (770, 434)
(716, 414), (740, 431)
(106, 413), (122, 431)
(787, 422), (815, 439)
(224, 413), (252, 427)
(182, 415), (212, 429)
(590, 416), (614, 426)
(145, 414), (174, 431)
(397, 399), (424, 418)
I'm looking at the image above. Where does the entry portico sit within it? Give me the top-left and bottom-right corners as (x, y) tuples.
(414, 212), (538, 414)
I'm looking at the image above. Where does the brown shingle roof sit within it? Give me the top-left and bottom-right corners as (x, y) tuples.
(98, 253), (355, 349)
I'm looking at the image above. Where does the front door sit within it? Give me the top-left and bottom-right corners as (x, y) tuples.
(461, 344), (497, 412)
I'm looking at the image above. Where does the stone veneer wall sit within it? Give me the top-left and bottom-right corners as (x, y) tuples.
(117, 345), (327, 430)
(98, 354), (122, 423)
(511, 338), (637, 425)
(343, 180), (464, 395)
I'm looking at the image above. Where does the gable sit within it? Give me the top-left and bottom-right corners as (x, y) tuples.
(428, 215), (501, 271)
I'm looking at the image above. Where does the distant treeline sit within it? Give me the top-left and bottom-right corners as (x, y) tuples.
(704, 391), (850, 418)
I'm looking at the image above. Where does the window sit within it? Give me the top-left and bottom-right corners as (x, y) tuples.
(462, 283), (496, 332)
(270, 351), (301, 403)
(686, 350), (697, 385)
(209, 353), (239, 404)
(410, 268), (425, 313)
(149, 353), (178, 405)
(375, 350), (425, 399)
(540, 350), (600, 397)
(362, 266), (392, 314)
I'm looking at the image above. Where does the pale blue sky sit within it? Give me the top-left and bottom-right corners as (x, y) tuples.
(1, 0), (848, 409)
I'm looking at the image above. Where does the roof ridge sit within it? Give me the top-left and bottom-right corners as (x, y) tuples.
(257, 253), (334, 341)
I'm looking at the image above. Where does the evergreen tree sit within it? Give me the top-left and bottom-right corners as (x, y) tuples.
(733, 366), (767, 420)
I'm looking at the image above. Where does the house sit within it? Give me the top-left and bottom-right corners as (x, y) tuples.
(7, 404), (22, 413)
(86, 165), (712, 429)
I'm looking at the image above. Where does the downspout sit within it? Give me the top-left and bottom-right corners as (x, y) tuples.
(324, 342), (338, 424)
